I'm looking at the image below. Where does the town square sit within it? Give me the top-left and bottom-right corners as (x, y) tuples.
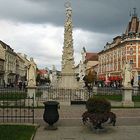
(0, 0), (140, 140)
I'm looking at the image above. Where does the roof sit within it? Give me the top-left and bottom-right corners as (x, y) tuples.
(98, 12), (140, 54)
(85, 53), (98, 61)
(125, 16), (140, 35)
(37, 69), (48, 75)
(0, 40), (16, 55)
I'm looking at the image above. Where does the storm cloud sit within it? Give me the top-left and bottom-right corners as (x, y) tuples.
(0, 0), (139, 70)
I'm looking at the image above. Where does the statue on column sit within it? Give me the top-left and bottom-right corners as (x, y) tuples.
(122, 62), (132, 88)
(27, 57), (37, 87)
(51, 65), (58, 87)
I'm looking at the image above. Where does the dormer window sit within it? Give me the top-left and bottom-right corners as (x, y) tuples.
(129, 32), (134, 38)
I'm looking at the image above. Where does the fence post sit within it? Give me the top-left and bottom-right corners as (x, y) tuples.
(122, 87), (134, 107)
(93, 86), (98, 95)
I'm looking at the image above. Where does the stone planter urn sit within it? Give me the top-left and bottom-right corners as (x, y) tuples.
(43, 101), (59, 130)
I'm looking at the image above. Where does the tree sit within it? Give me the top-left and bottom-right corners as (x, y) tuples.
(83, 69), (97, 92)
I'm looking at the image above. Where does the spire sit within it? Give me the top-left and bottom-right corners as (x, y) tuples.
(132, 8), (137, 17)
(124, 8), (139, 35)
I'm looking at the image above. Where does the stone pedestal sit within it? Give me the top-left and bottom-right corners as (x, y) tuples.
(122, 87), (134, 107)
(27, 86), (37, 106)
(58, 73), (79, 89)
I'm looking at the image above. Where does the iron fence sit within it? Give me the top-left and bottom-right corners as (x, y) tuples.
(132, 88), (140, 96)
(97, 87), (123, 95)
(0, 88), (34, 124)
(97, 87), (140, 95)
(35, 86), (140, 105)
(36, 87), (89, 105)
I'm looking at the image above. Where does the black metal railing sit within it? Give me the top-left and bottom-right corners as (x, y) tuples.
(132, 88), (140, 96)
(0, 88), (34, 124)
(36, 87), (88, 105)
(97, 87), (123, 95)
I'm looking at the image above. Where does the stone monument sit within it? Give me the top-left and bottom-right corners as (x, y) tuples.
(27, 57), (37, 106)
(122, 62), (132, 88)
(27, 57), (37, 87)
(121, 62), (134, 107)
(58, 0), (79, 89)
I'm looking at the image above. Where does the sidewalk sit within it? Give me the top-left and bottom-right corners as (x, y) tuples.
(34, 106), (140, 140)
(34, 125), (140, 140)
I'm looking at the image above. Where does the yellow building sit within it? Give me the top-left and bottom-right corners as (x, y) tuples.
(0, 41), (17, 86)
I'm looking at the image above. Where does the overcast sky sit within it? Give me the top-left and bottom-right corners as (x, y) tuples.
(0, 0), (139, 70)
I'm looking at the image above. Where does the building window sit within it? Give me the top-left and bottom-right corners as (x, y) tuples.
(130, 59), (133, 64)
(122, 49), (125, 55)
(130, 48), (133, 55)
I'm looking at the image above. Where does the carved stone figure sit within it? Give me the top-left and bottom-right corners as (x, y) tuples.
(27, 57), (37, 87)
(122, 62), (132, 88)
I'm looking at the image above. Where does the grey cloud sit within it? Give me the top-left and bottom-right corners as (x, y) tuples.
(0, 0), (140, 34)
(0, 0), (140, 70)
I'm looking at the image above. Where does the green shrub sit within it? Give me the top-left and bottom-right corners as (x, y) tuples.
(0, 92), (27, 100)
(86, 97), (111, 113)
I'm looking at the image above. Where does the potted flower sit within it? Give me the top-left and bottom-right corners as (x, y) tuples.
(82, 97), (116, 130)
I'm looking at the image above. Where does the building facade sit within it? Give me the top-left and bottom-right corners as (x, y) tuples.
(78, 47), (98, 81)
(0, 41), (17, 86)
(17, 53), (30, 83)
(0, 43), (5, 86)
(16, 54), (26, 84)
(98, 12), (140, 83)
(0, 40), (34, 87)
